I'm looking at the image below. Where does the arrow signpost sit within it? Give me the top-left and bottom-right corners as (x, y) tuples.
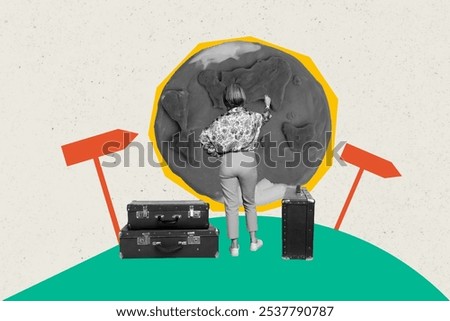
(61, 129), (138, 242)
(335, 143), (401, 230)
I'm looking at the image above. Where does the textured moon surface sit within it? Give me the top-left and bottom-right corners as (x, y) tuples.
(154, 41), (331, 205)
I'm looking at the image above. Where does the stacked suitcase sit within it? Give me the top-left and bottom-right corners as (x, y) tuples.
(119, 200), (219, 258)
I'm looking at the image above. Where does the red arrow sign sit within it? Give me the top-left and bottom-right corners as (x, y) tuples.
(61, 129), (138, 242)
(340, 144), (401, 178)
(335, 143), (401, 230)
(61, 129), (138, 166)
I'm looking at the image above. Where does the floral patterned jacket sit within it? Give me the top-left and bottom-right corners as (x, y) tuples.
(199, 106), (272, 157)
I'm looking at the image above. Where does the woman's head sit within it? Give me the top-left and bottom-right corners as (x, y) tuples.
(224, 84), (246, 109)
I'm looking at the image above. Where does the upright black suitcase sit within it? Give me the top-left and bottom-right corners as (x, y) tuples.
(119, 225), (219, 259)
(127, 200), (209, 230)
(281, 186), (315, 260)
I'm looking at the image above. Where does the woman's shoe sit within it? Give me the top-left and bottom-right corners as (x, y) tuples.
(250, 239), (263, 252)
(230, 246), (239, 257)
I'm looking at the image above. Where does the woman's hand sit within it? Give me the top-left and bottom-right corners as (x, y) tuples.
(264, 95), (271, 109)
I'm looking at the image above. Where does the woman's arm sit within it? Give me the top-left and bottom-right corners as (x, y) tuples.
(199, 128), (219, 157)
(261, 94), (273, 125)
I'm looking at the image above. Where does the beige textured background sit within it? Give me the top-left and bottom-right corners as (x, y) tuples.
(0, 0), (449, 299)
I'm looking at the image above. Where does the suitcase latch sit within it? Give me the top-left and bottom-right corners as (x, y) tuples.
(136, 205), (149, 219)
(188, 205), (201, 218)
(187, 235), (201, 245)
(137, 233), (151, 245)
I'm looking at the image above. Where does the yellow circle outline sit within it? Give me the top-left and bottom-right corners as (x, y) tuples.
(149, 36), (338, 212)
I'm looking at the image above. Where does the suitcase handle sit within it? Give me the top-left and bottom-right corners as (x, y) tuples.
(154, 243), (184, 253)
(156, 215), (180, 224)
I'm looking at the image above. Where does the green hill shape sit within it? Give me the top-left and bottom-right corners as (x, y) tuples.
(6, 216), (447, 301)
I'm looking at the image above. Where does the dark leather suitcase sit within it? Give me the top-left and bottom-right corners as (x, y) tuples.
(127, 200), (209, 230)
(281, 186), (315, 260)
(119, 225), (219, 259)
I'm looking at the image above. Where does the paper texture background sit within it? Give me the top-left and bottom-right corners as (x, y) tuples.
(0, 0), (449, 299)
